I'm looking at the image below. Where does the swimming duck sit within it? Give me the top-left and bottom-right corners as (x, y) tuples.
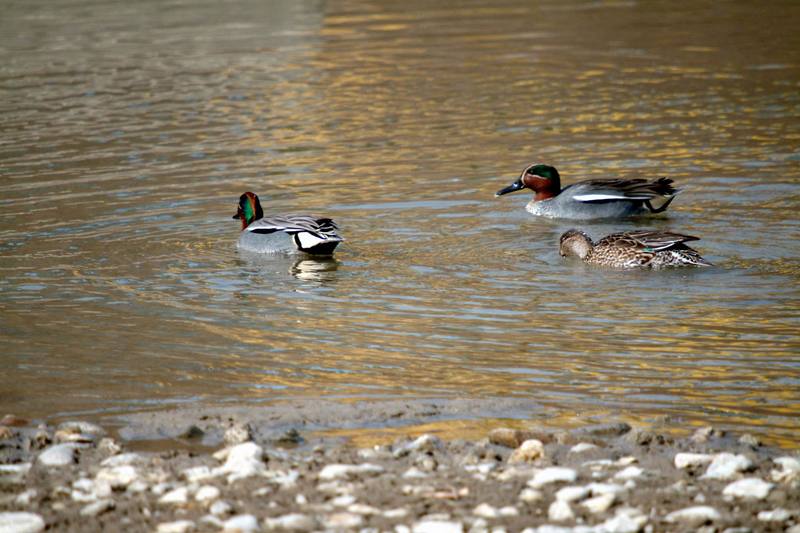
(232, 192), (343, 255)
(559, 229), (712, 269)
(495, 163), (680, 219)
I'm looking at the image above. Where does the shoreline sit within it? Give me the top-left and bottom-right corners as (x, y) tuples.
(1, 405), (799, 532)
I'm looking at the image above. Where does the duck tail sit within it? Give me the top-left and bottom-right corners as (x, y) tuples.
(644, 194), (676, 214)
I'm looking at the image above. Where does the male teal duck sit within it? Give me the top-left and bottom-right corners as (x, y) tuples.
(232, 192), (343, 255)
(496, 163), (680, 219)
(559, 229), (712, 269)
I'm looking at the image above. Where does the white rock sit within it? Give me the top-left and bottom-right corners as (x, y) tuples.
(613, 466), (644, 480)
(183, 466), (215, 483)
(569, 443), (599, 454)
(224, 423), (253, 445)
(412, 520), (463, 533)
(0, 512), (45, 533)
(14, 489), (37, 506)
(383, 508), (409, 519)
(324, 512), (363, 529)
(127, 479), (149, 493)
(394, 434), (443, 458)
(528, 467), (577, 488)
(100, 452), (144, 467)
(97, 437), (122, 455)
(473, 503), (499, 518)
(499, 506), (519, 517)
(215, 442), (267, 483)
(159, 486), (190, 505)
(403, 467), (429, 479)
(200, 515), (224, 528)
(581, 493), (615, 514)
(211, 500), (234, 517)
(396, 526), (412, 533)
(596, 507), (647, 533)
(587, 482), (627, 496)
(57, 421), (105, 438)
(347, 503), (380, 515)
(37, 443), (81, 466)
(508, 440), (545, 463)
(0, 464), (32, 485)
(722, 478), (773, 500)
(95, 465), (138, 489)
(331, 494), (356, 507)
(223, 514), (260, 532)
(151, 482), (175, 496)
(195, 485), (220, 503)
(582, 459), (614, 469)
(318, 463), (384, 481)
(80, 499), (115, 517)
(674, 453), (713, 469)
(518, 488), (543, 503)
(665, 506), (721, 526)
(548, 500), (574, 521)
(702, 453), (753, 480)
(157, 520), (195, 533)
(757, 508), (792, 521)
(263, 513), (316, 531)
(555, 485), (590, 502)
(771, 456), (800, 483)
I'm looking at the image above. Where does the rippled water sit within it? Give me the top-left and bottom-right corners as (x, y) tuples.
(1, 0), (799, 446)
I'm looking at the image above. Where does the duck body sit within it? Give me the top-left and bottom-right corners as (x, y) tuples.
(232, 192), (343, 255)
(559, 229), (712, 269)
(496, 164), (679, 220)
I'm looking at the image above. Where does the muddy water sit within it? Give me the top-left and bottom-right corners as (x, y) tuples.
(1, 0), (799, 446)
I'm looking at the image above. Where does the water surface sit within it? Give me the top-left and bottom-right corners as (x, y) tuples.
(1, 0), (799, 446)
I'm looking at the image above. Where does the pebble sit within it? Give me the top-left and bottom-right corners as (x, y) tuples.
(555, 485), (590, 502)
(157, 520), (196, 533)
(263, 513), (316, 531)
(211, 500), (234, 517)
(215, 442), (267, 482)
(723, 478), (774, 500)
(757, 508), (792, 521)
(224, 423), (253, 445)
(701, 453), (753, 480)
(80, 498), (115, 517)
(325, 512), (363, 529)
(183, 466), (215, 483)
(159, 486), (190, 505)
(100, 452), (144, 467)
(581, 493), (615, 514)
(519, 488), (543, 503)
(547, 500), (574, 521)
(318, 463), (384, 481)
(597, 507), (647, 533)
(412, 520), (463, 533)
(0, 463), (31, 485)
(331, 494), (356, 507)
(473, 503), (499, 518)
(394, 434), (443, 458)
(95, 465), (139, 489)
(55, 421), (105, 443)
(508, 439), (545, 464)
(587, 482), (627, 496)
(403, 467), (429, 479)
(771, 456), (800, 483)
(528, 467), (577, 488)
(569, 443), (599, 454)
(674, 452), (713, 469)
(383, 508), (409, 519)
(37, 443), (81, 466)
(195, 485), (220, 503)
(223, 514), (260, 532)
(0, 512), (45, 533)
(613, 466), (644, 480)
(14, 489), (37, 506)
(665, 505), (721, 526)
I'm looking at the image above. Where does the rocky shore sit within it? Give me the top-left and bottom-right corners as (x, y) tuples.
(1, 414), (798, 533)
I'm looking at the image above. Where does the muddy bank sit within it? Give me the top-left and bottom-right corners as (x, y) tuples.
(1, 410), (798, 532)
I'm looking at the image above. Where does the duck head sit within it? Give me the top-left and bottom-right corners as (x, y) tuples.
(559, 229), (593, 260)
(495, 163), (561, 201)
(232, 191), (264, 230)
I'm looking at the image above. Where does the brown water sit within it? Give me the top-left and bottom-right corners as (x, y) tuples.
(1, 0), (799, 446)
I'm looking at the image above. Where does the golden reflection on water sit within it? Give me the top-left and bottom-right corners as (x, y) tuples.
(0, 0), (799, 446)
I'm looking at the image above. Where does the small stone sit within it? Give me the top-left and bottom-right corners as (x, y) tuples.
(211, 500), (234, 517)
(223, 514), (260, 532)
(569, 443), (598, 454)
(159, 487), (190, 505)
(473, 503), (499, 518)
(325, 512), (363, 529)
(200, 515), (225, 528)
(548, 500), (574, 521)
(393, 434), (443, 458)
(0, 512), (45, 533)
(674, 453), (713, 469)
(96, 465), (138, 489)
(264, 513), (316, 531)
(347, 503), (380, 515)
(508, 439), (545, 464)
(489, 428), (524, 448)
(157, 520), (196, 533)
(383, 508), (409, 519)
(100, 452), (144, 467)
(587, 482), (627, 496)
(597, 507), (647, 533)
(528, 467), (577, 488)
(691, 426), (723, 443)
(403, 467), (428, 479)
(738, 434), (760, 447)
(294, 494), (306, 505)
(412, 520), (463, 533)
(318, 463), (384, 481)
(97, 437), (122, 455)
(702, 453), (753, 480)
(723, 478), (773, 500)
(55, 421), (105, 443)
(331, 494), (356, 507)
(37, 443), (81, 466)
(614, 466), (644, 480)
(0, 463), (31, 485)
(14, 489), (37, 506)
(518, 488), (543, 503)
(195, 485), (220, 503)
(582, 493), (615, 514)
(80, 499), (115, 517)
(556, 485), (590, 502)
(757, 508), (791, 521)
(665, 506), (721, 526)
(771, 457), (800, 484)
(183, 466), (215, 482)
(215, 442), (267, 482)
(224, 423), (253, 445)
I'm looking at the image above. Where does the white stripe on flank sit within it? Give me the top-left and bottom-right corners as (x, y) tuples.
(295, 232), (327, 249)
(573, 194), (649, 202)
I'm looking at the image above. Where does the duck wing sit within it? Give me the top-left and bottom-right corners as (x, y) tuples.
(568, 178), (678, 203)
(245, 214), (343, 241)
(623, 230), (700, 251)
